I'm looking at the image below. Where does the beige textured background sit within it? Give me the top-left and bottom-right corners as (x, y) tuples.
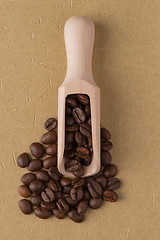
(0, 0), (160, 239)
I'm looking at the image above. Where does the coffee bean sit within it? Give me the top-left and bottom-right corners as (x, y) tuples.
(68, 208), (84, 223)
(41, 202), (56, 210)
(17, 153), (30, 168)
(19, 199), (33, 215)
(29, 179), (45, 194)
(49, 179), (62, 192)
(72, 107), (86, 124)
(18, 185), (31, 198)
(52, 208), (66, 219)
(77, 201), (88, 216)
(60, 177), (71, 187)
(43, 156), (57, 169)
(65, 106), (72, 115)
(66, 124), (79, 132)
(101, 141), (113, 151)
(27, 159), (43, 172)
(103, 190), (118, 202)
(87, 180), (102, 198)
(41, 130), (57, 144)
(36, 170), (50, 182)
(65, 196), (78, 207)
(65, 159), (81, 172)
(84, 105), (91, 117)
(29, 142), (44, 158)
(73, 166), (84, 178)
(66, 96), (78, 108)
(72, 178), (85, 188)
(44, 118), (57, 131)
(101, 128), (111, 141)
(21, 173), (36, 186)
(81, 155), (92, 166)
(95, 167), (104, 177)
(101, 151), (112, 166)
(64, 143), (74, 151)
(64, 148), (75, 159)
(63, 185), (72, 194)
(56, 199), (70, 213)
(103, 164), (117, 178)
(70, 187), (83, 201)
(34, 207), (52, 219)
(55, 191), (63, 200)
(83, 189), (91, 200)
(80, 123), (91, 138)
(41, 188), (55, 202)
(46, 143), (57, 156)
(84, 137), (92, 148)
(87, 118), (91, 125)
(108, 178), (121, 190)
(31, 195), (43, 206)
(75, 131), (87, 146)
(85, 176), (94, 184)
(48, 166), (62, 181)
(75, 146), (89, 158)
(65, 116), (75, 126)
(65, 132), (75, 145)
(96, 176), (108, 189)
(76, 94), (89, 105)
(89, 198), (103, 209)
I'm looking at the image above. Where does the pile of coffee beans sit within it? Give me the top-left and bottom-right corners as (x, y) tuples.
(17, 117), (121, 223)
(64, 94), (92, 177)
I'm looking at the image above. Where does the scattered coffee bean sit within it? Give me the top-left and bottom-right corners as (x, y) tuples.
(41, 202), (56, 210)
(29, 179), (45, 194)
(41, 188), (55, 203)
(68, 208), (84, 223)
(101, 151), (112, 166)
(70, 187), (83, 201)
(17, 153), (30, 168)
(30, 142), (44, 158)
(46, 143), (57, 156)
(103, 190), (118, 202)
(41, 131), (57, 144)
(103, 164), (117, 178)
(27, 159), (43, 172)
(108, 178), (121, 190)
(60, 177), (71, 187)
(101, 128), (111, 141)
(65, 196), (79, 207)
(49, 179), (62, 192)
(56, 199), (70, 213)
(96, 176), (108, 189)
(21, 173), (36, 186)
(44, 118), (57, 131)
(83, 189), (91, 200)
(73, 166), (84, 177)
(87, 180), (102, 198)
(53, 208), (66, 219)
(54, 191), (63, 200)
(48, 166), (62, 181)
(36, 170), (50, 182)
(77, 201), (88, 215)
(101, 141), (113, 151)
(72, 178), (85, 188)
(63, 185), (72, 194)
(43, 156), (57, 169)
(19, 199), (33, 214)
(34, 207), (52, 219)
(18, 185), (31, 198)
(89, 198), (103, 209)
(31, 195), (43, 206)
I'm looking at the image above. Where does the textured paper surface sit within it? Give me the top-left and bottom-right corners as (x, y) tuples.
(0, 0), (160, 239)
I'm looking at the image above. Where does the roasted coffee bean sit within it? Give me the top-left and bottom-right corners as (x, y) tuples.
(77, 201), (88, 215)
(80, 123), (91, 138)
(70, 187), (83, 201)
(65, 159), (81, 172)
(27, 159), (43, 172)
(76, 94), (89, 105)
(21, 173), (36, 186)
(72, 107), (86, 124)
(56, 199), (70, 213)
(63, 185), (72, 194)
(65, 196), (78, 207)
(87, 118), (91, 125)
(103, 164), (117, 178)
(85, 176), (94, 183)
(52, 208), (66, 219)
(55, 191), (63, 200)
(84, 137), (92, 148)
(89, 197), (103, 209)
(75, 147), (89, 158)
(95, 167), (104, 177)
(29, 142), (44, 158)
(83, 189), (91, 200)
(73, 166), (84, 178)
(66, 124), (79, 132)
(64, 148), (75, 159)
(64, 143), (74, 151)
(41, 130), (57, 144)
(19, 199), (33, 215)
(29, 179), (45, 194)
(87, 180), (102, 198)
(43, 156), (57, 169)
(81, 155), (92, 166)
(65, 106), (72, 115)
(66, 96), (78, 108)
(34, 207), (52, 219)
(31, 195), (43, 206)
(108, 178), (121, 190)
(41, 188), (55, 203)
(65, 132), (75, 145)
(18, 185), (31, 198)
(48, 166), (62, 181)
(36, 170), (50, 182)
(96, 176), (108, 189)
(65, 116), (75, 126)
(41, 202), (56, 210)
(101, 141), (113, 151)
(103, 190), (118, 202)
(75, 131), (87, 146)
(46, 143), (57, 156)
(49, 179), (62, 192)
(101, 151), (112, 166)
(44, 118), (57, 131)
(17, 153), (30, 168)
(85, 105), (91, 117)
(60, 177), (71, 187)
(101, 128), (111, 141)
(68, 208), (84, 223)
(72, 178), (85, 188)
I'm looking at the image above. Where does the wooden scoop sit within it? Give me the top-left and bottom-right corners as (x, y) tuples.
(58, 16), (100, 177)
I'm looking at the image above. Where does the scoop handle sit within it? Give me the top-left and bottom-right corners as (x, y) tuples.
(64, 16), (95, 83)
